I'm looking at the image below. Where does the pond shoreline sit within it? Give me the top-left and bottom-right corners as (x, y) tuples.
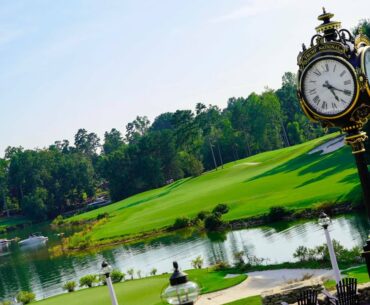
(52, 201), (361, 255)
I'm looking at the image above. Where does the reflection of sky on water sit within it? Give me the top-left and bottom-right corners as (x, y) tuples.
(0, 213), (369, 301)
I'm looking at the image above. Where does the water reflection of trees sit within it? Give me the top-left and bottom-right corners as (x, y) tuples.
(345, 212), (370, 245)
(205, 238), (229, 266)
(1, 212), (369, 300)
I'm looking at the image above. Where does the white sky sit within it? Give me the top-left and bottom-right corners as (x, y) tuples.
(0, 0), (369, 154)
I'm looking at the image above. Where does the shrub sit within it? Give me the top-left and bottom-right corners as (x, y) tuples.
(111, 269), (125, 283)
(212, 204), (229, 215)
(1, 301), (12, 305)
(204, 214), (224, 231)
(62, 281), (76, 292)
(16, 291), (35, 304)
(51, 215), (64, 226)
(191, 256), (204, 269)
(267, 206), (290, 222)
(96, 212), (109, 220)
(196, 211), (210, 221)
(67, 232), (92, 250)
(172, 217), (191, 230)
(79, 274), (98, 288)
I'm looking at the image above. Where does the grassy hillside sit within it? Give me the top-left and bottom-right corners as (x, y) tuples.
(70, 133), (361, 241)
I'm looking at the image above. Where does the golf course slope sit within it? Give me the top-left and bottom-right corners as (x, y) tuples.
(70, 133), (362, 241)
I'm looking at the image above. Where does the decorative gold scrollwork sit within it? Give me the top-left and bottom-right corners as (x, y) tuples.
(355, 34), (370, 49)
(345, 131), (368, 154)
(350, 103), (370, 123)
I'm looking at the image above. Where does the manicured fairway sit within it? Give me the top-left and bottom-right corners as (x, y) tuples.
(35, 269), (246, 305)
(70, 133), (361, 241)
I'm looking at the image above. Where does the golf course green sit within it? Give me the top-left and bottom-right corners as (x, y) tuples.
(69, 133), (361, 242)
(35, 269), (246, 305)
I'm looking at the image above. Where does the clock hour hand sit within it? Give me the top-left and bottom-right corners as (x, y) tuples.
(322, 81), (339, 101)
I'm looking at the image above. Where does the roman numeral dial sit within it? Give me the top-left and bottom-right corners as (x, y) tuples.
(301, 57), (356, 117)
(363, 47), (370, 92)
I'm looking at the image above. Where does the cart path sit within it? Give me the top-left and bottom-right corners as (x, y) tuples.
(196, 269), (335, 305)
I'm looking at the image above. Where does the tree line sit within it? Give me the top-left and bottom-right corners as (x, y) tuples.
(0, 72), (327, 221)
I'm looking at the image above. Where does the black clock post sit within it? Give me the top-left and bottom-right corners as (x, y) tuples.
(297, 8), (370, 276)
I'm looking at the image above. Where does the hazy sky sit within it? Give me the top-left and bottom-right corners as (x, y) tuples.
(1, 0), (370, 154)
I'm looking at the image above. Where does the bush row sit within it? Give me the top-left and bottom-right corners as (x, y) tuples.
(171, 203), (230, 231)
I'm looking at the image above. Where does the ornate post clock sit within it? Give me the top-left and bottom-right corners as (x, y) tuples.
(297, 8), (370, 216)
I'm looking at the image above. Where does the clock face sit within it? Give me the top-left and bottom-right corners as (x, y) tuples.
(301, 57), (357, 117)
(363, 47), (370, 86)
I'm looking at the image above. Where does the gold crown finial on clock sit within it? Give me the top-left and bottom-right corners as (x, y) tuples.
(316, 8), (341, 35)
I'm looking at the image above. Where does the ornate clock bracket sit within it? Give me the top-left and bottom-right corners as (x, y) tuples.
(297, 7), (370, 219)
(344, 130), (367, 154)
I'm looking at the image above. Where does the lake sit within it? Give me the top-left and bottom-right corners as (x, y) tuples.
(0, 212), (369, 301)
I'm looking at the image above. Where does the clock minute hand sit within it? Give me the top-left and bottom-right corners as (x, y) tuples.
(330, 86), (346, 93)
(323, 81), (347, 93)
(330, 89), (339, 101)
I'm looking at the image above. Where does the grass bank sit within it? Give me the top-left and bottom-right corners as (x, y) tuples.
(67, 133), (361, 243)
(35, 269), (246, 305)
(222, 265), (370, 305)
(0, 216), (30, 231)
(324, 265), (369, 289)
(223, 295), (262, 305)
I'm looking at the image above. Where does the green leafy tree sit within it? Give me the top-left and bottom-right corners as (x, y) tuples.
(0, 159), (9, 215)
(151, 112), (174, 131)
(178, 151), (203, 177)
(125, 116), (150, 143)
(103, 128), (124, 155)
(22, 187), (48, 220)
(74, 128), (100, 156)
(287, 121), (304, 145)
